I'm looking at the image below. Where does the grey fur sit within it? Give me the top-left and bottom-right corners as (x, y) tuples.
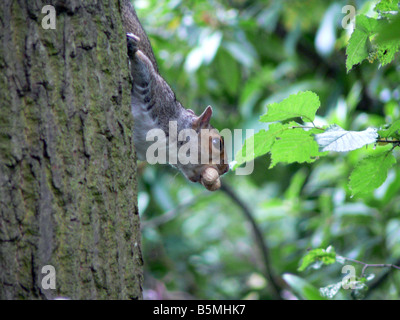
(121, 0), (229, 184)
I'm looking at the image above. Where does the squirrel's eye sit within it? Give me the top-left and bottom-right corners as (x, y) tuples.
(212, 138), (222, 151)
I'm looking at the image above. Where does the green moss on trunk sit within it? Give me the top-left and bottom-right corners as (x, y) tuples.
(0, 0), (142, 300)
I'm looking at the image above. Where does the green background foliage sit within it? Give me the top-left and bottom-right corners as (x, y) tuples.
(135, 0), (400, 300)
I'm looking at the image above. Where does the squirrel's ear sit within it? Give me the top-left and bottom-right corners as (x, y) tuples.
(193, 105), (213, 130)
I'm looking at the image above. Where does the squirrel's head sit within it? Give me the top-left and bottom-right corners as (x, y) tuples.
(178, 105), (229, 191)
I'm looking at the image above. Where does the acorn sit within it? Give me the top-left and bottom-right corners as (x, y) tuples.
(200, 167), (221, 191)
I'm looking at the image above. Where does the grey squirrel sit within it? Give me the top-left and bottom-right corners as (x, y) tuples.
(121, 0), (229, 190)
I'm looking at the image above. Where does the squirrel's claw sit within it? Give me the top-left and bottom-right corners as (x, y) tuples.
(127, 33), (140, 58)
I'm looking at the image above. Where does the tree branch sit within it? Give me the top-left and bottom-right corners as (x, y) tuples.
(338, 255), (400, 278)
(376, 139), (400, 145)
(141, 192), (210, 229)
(220, 183), (283, 299)
(363, 257), (400, 299)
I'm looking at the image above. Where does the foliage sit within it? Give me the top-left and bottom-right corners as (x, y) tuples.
(349, 150), (396, 196)
(298, 246), (337, 272)
(135, 0), (400, 300)
(234, 88), (398, 197)
(296, 246), (381, 300)
(346, 3), (400, 71)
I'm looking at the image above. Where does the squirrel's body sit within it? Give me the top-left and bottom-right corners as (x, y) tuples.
(121, 0), (228, 190)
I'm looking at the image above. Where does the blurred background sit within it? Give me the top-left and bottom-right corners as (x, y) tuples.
(134, 0), (400, 299)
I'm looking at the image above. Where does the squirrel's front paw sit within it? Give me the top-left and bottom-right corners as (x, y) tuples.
(127, 33), (140, 58)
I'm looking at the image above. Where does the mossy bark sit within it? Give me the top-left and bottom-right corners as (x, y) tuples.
(0, 0), (142, 299)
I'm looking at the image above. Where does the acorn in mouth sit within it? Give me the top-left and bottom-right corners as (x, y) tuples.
(200, 167), (221, 191)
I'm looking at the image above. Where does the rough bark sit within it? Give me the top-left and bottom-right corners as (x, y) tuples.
(0, 0), (142, 299)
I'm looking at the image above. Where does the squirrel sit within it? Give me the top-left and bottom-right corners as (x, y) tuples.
(121, 0), (229, 191)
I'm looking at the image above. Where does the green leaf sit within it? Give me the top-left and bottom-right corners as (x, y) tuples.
(346, 27), (369, 72)
(356, 15), (379, 34)
(347, 13), (400, 69)
(298, 247), (337, 272)
(314, 125), (378, 152)
(376, 40), (400, 66)
(283, 274), (326, 300)
(269, 127), (324, 168)
(346, 15), (381, 72)
(378, 120), (400, 138)
(260, 91), (320, 123)
(375, 15), (400, 43)
(375, 18), (400, 66)
(233, 123), (290, 169)
(375, 0), (400, 12)
(349, 151), (397, 196)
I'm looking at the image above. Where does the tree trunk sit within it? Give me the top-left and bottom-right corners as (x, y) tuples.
(0, 0), (142, 299)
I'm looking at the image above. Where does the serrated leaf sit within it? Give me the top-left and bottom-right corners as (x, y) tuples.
(298, 247), (337, 272)
(283, 274), (326, 300)
(346, 28), (369, 72)
(370, 15), (400, 65)
(356, 15), (380, 34)
(375, 0), (400, 12)
(349, 151), (397, 196)
(347, 14), (400, 70)
(346, 15), (380, 72)
(376, 40), (400, 66)
(260, 91), (320, 123)
(378, 120), (400, 138)
(314, 124), (378, 152)
(233, 130), (270, 169)
(233, 123), (289, 169)
(269, 127), (324, 168)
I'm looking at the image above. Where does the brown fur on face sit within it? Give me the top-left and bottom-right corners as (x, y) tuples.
(183, 106), (229, 186)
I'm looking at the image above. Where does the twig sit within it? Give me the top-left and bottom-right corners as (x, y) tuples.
(337, 255), (400, 278)
(376, 139), (400, 145)
(142, 183), (284, 298)
(141, 192), (210, 229)
(291, 126), (325, 131)
(364, 257), (400, 299)
(220, 183), (282, 299)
